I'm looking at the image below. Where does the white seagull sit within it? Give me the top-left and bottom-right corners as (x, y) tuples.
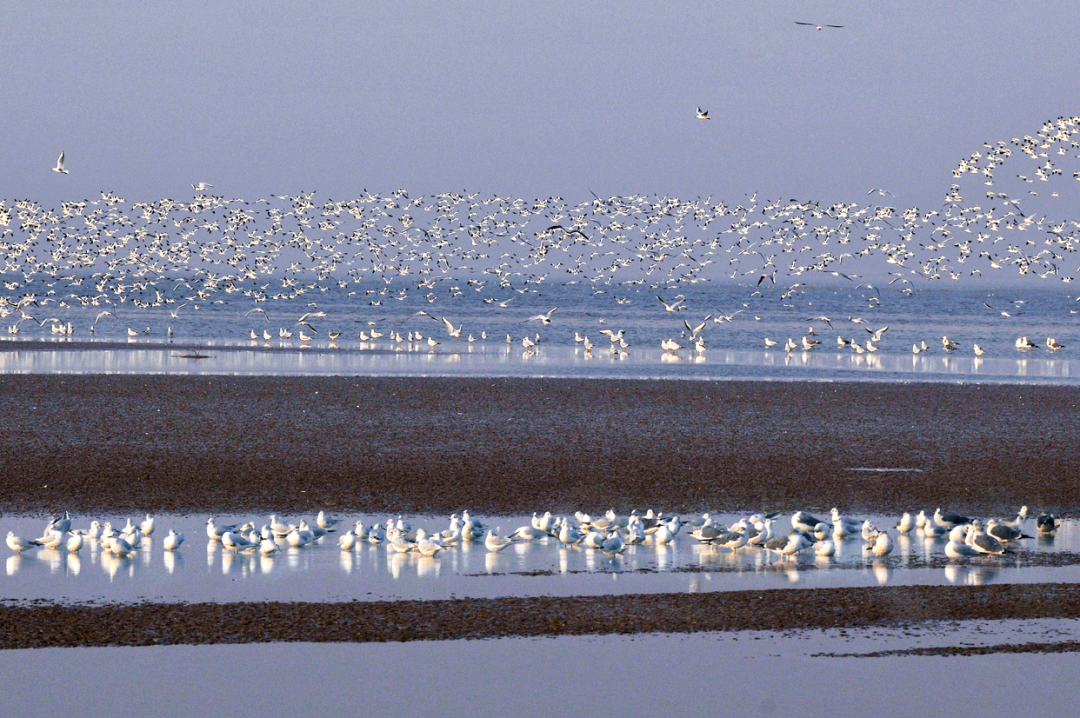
(7, 532), (41, 553)
(527, 307), (558, 325)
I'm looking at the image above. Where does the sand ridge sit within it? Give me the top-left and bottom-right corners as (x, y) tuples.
(4, 583), (1080, 649)
(1, 376), (1078, 515)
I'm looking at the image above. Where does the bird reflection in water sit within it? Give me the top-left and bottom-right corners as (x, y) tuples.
(6, 554), (22, 576)
(66, 553), (81, 577)
(872, 559), (891, 585)
(417, 556), (440, 579)
(339, 550), (354, 574)
(163, 550), (182, 575)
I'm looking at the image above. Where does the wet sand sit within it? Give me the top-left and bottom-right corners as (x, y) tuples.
(3, 583), (1080, 650)
(2, 376), (1079, 515)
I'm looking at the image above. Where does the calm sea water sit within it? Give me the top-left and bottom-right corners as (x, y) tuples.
(2, 281), (1078, 382)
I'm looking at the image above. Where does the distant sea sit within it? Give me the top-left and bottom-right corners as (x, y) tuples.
(2, 282), (1077, 383)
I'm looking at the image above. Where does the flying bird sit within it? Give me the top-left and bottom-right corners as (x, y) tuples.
(527, 307), (558, 325)
(441, 317), (463, 338)
(795, 21), (844, 30)
(51, 152), (68, 174)
(983, 302), (1021, 318)
(695, 107), (710, 120)
(656, 295), (685, 312)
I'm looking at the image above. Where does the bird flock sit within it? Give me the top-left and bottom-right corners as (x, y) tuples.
(6, 505), (1063, 570)
(3, 116), (1080, 360)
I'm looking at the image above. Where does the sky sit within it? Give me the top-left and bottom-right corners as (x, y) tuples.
(1, 1), (1078, 212)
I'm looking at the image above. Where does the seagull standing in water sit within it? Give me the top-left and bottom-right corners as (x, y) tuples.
(764, 530), (806, 560)
(485, 528), (513, 553)
(65, 531), (84, 553)
(1037, 514), (1061, 533)
(945, 534), (980, 558)
(868, 531), (893, 556)
(163, 530), (185, 551)
(7, 532), (41, 553)
(601, 531), (627, 556)
(934, 508), (972, 529)
(967, 520), (1006, 556)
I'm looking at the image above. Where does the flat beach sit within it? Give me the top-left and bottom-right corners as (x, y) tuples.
(2, 375), (1077, 516)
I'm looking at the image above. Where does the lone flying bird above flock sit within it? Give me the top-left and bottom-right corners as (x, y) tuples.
(795, 21), (844, 30)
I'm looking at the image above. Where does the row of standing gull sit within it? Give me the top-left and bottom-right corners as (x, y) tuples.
(5, 506), (1064, 563)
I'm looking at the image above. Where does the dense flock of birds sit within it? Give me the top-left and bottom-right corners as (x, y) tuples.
(5, 505), (1064, 566)
(2, 117), (1080, 358)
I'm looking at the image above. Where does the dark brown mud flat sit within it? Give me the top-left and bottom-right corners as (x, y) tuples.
(816, 641), (1080, 658)
(1, 376), (1079, 515)
(4, 583), (1080, 650)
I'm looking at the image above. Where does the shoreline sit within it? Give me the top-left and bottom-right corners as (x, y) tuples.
(2, 375), (1078, 515)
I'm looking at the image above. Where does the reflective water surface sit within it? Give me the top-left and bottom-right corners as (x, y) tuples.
(4, 625), (1080, 716)
(2, 512), (1076, 604)
(2, 342), (1079, 383)
(2, 284), (1080, 383)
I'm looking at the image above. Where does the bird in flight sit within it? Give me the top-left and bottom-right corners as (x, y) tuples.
(795, 21), (844, 30)
(192, 182), (214, 192)
(527, 307), (558, 325)
(51, 152), (68, 174)
(983, 302), (1021, 318)
(657, 295), (685, 312)
(441, 317), (463, 338)
(696, 107), (710, 120)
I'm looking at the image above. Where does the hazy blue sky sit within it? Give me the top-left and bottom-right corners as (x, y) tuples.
(2, 2), (1078, 209)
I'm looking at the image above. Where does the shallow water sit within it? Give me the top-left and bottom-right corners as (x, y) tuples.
(3, 284), (1079, 382)
(1, 512), (1073, 604)
(3, 625), (1078, 716)
(1, 341), (1078, 383)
